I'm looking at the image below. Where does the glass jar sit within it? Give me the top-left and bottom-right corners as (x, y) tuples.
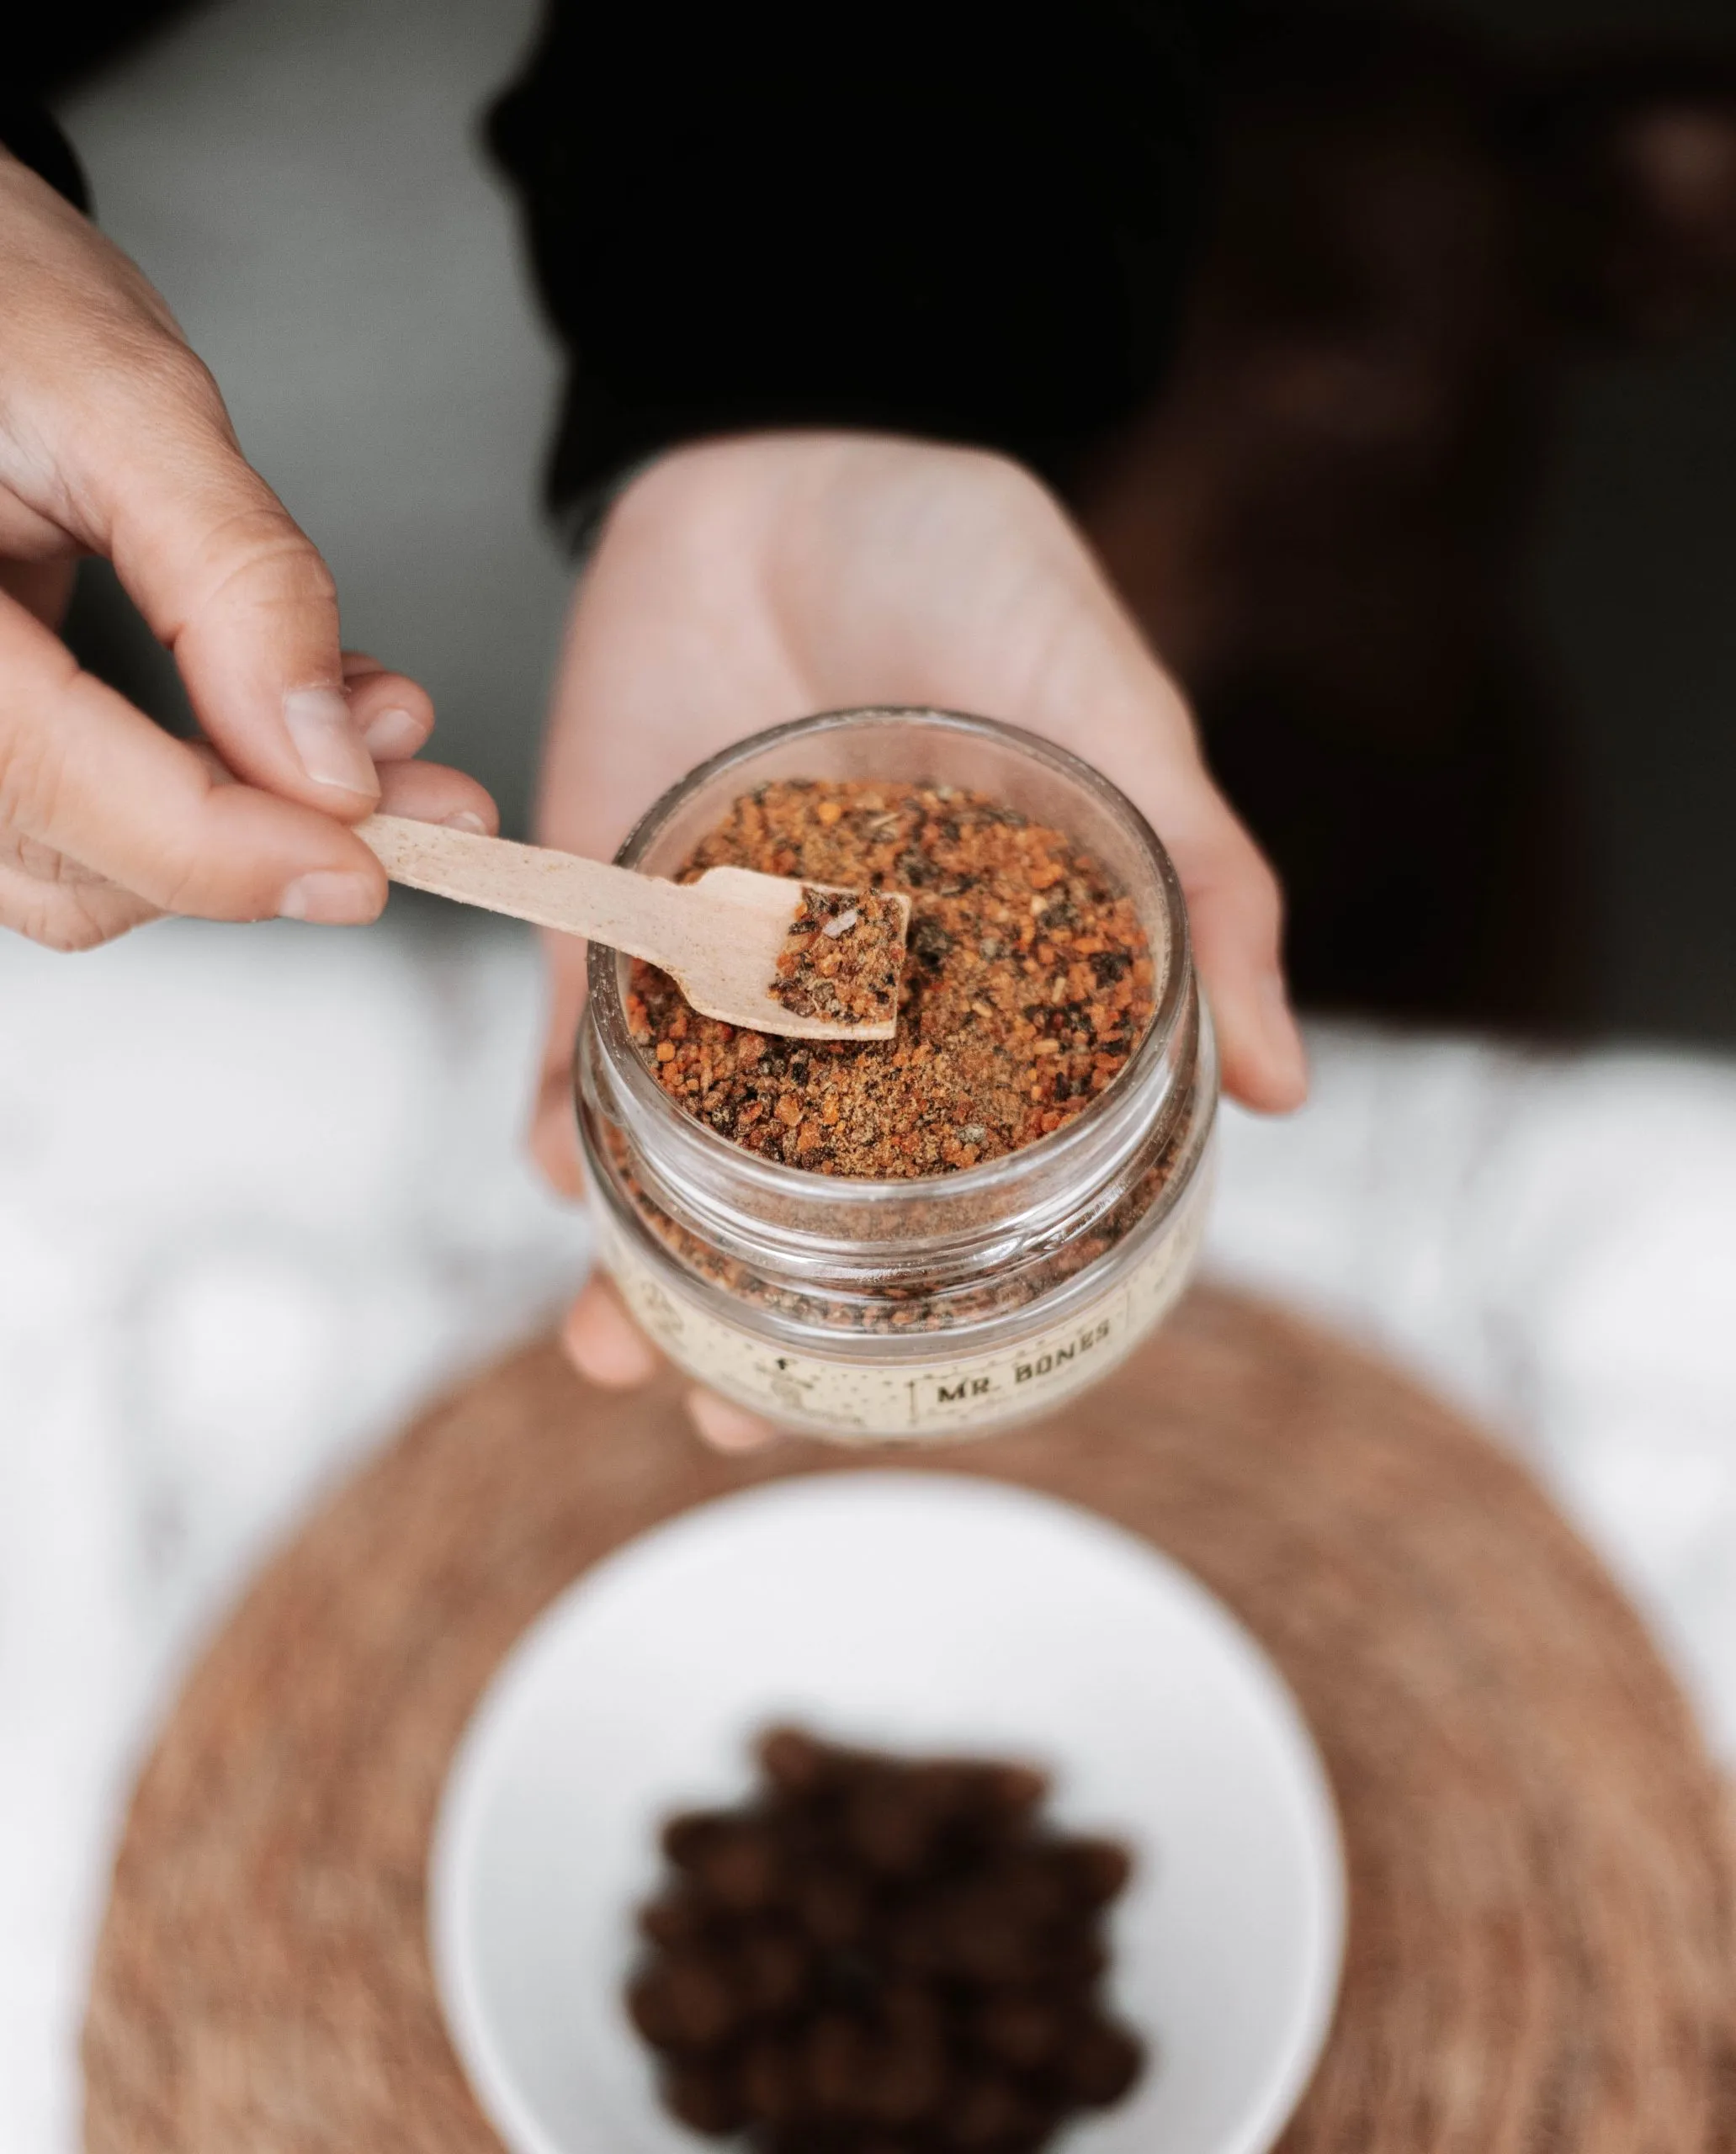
(577, 708), (1218, 1443)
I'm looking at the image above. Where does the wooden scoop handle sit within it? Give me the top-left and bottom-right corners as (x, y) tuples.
(357, 815), (700, 965)
(357, 816), (903, 1041)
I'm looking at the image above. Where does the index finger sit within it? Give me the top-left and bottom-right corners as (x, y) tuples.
(65, 348), (385, 817)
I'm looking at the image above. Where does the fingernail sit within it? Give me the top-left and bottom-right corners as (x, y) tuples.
(277, 870), (380, 925)
(284, 687), (380, 798)
(442, 809), (489, 834)
(358, 703), (427, 758)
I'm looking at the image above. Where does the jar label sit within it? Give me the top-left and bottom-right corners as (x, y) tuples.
(592, 1166), (1212, 1444)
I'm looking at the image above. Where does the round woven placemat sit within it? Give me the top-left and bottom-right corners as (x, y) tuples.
(82, 1287), (1736, 2152)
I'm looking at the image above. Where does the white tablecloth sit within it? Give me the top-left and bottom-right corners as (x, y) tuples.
(3, 912), (1733, 2151)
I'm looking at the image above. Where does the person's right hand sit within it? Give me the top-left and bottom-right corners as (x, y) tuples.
(0, 151), (494, 951)
(530, 431), (1306, 1451)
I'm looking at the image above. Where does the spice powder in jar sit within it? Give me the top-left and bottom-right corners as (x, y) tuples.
(628, 779), (1158, 1180)
(577, 708), (1218, 1446)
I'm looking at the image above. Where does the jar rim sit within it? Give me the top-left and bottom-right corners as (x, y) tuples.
(584, 707), (1194, 1203)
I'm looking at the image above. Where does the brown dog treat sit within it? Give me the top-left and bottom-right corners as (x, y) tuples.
(990, 2116), (1070, 2154)
(663, 2059), (751, 2137)
(757, 1725), (841, 1802)
(738, 1922), (812, 2015)
(624, 1966), (686, 2051)
(941, 2072), (1038, 2150)
(638, 1891), (709, 1949)
(625, 1953), (740, 2053)
(661, 1810), (726, 1870)
(879, 1977), (949, 2050)
(794, 1865), (873, 1950)
(844, 1773), (947, 1877)
(1038, 1929), (1110, 1989)
(761, 2129), (860, 2154)
(806, 2012), (878, 2115)
(1064, 2016), (1145, 2107)
(976, 1762), (1051, 1822)
(981, 1848), (1074, 1929)
(689, 1816), (784, 1913)
(917, 1758), (1049, 1822)
(973, 1993), (1069, 2072)
(926, 1886), (1054, 1985)
(864, 2035), (948, 2128)
(882, 1900), (952, 1978)
(740, 2035), (807, 2125)
(1056, 1837), (1134, 1907)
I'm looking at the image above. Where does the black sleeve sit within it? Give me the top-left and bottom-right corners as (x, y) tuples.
(5, 3), (217, 216)
(486, 2), (1218, 528)
(0, 89), (90, 212)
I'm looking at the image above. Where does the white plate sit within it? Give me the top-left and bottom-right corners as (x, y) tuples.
(431, 1472), (1345, 2154)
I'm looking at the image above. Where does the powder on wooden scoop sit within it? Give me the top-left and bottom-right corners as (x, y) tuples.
(770, 885), (908, 1029)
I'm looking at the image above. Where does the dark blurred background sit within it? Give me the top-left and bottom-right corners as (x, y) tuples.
(35, 0), (1736, 1047)
(1444, 0), (1736, 1046)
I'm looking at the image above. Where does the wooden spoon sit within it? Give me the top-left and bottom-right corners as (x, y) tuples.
(358, 814), (910, 1042)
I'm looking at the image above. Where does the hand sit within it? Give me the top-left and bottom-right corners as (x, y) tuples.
(0, 152), (493, 951)
(533, 431), (1304, 1446)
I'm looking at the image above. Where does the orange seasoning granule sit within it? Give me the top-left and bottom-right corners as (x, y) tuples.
(629, 779), (1158, 1180)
